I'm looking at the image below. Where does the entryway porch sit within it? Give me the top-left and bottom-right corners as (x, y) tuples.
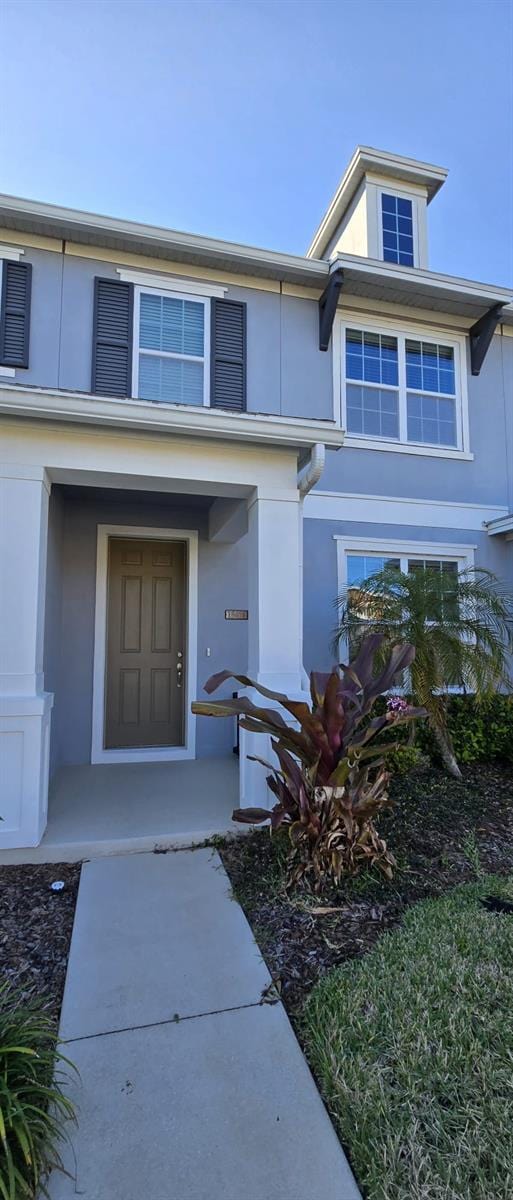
(0, 757), (239, 865)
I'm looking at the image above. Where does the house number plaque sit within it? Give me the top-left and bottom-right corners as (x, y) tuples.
(225, 609), (248, 620)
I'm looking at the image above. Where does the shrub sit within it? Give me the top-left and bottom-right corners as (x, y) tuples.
(0, 985), (75, 1199)
(192, 635), (424, 889)
(386, 743), (423, 775)
(417, 693), (513, 765)
(302, 876), (513, 1200)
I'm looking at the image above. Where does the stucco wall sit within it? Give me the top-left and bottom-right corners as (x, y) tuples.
(44, 483), (510, 775)
(5, 244), (512, 504)
(45, 487), (249, 769)
(11, 245), (332, 420)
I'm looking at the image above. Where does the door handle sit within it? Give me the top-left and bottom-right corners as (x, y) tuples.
(176, 655), (183, 688)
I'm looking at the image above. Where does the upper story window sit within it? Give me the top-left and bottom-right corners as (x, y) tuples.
(405, 339), (456, 446)
(92, 270), (247, 411)
(346, 328), (399, 439)
(135, 290), (208, 406)
(337, 316), (469, 458)
(381, 193), (414, 266)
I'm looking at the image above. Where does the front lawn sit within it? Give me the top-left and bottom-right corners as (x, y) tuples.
(302, 878), (513, 1200)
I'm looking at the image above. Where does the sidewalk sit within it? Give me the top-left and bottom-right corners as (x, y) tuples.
(49, 848), (360, 1200)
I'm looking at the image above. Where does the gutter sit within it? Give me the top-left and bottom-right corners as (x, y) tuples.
(0, 383), (345, 452)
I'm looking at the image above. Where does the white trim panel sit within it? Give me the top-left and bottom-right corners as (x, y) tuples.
(91, 525), (199, 765)
(305, 491), (507, 531)
(335, 535), (476, 558)
(0, 244), (24, 262)
(116, 267), (227, 298)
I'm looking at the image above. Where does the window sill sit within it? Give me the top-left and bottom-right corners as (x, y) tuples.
(343, 436), (473, 461)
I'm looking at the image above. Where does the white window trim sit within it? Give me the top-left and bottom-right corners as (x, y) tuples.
(377, 186), (420, 268)
(335, 534), (475, 669)
(116, 267), (227, 298)
(91, 524), (199, 765)
(132, 284), (211, 407)
(333, 310), (471, 459)
(0, 244), (24, 263)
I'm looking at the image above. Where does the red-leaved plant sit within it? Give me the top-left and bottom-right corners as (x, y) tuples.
(192, 635), (425, 889)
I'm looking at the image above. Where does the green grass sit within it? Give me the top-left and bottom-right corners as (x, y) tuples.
(301, 877), (513, 1200)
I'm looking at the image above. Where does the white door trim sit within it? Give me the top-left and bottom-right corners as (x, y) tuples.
(91, 524), (198, 764)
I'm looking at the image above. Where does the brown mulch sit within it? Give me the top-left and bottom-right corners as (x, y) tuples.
(0, 862), (81, 1019)
(220, 762), (513, 1015)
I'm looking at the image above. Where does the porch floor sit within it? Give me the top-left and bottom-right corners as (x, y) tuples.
(0, 757), (240, 865)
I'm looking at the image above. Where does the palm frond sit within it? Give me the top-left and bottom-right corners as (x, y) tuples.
(334, 563), (512, 774)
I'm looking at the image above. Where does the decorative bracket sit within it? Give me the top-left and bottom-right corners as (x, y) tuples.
(318, 268), (344, 351)
(469, 303), (505, 376)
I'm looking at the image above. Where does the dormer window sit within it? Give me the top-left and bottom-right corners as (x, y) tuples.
(381, 194), (414, 266)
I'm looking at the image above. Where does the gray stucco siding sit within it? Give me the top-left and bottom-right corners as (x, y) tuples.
(500, 334), (513, 512)
(43, 491), (511, 771)
(57, 254), (331, 420)
(6, 247), (512, 489)
(7, 247), (63, 389)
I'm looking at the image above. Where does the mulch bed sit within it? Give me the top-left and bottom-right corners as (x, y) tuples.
(220, 762), (513, 1015)
(0, 862), (81, 1020)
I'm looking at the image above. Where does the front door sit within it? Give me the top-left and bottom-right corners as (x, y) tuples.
(104, 538), (186, 749)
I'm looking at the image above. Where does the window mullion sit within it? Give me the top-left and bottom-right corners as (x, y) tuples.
(398, 333), (407, 442)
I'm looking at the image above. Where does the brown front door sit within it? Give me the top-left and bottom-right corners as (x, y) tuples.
(104, 538), (186, 749)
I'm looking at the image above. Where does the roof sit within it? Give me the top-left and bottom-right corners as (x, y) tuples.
(0, 192), (325, 287)
(307, 145), (449, 259)
(485, 513), (513, 536)
(0, 190), (511, 325)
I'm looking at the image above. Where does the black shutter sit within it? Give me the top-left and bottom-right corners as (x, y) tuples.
(91, 278), (133, 397)
(0, 260), (32, 368)
(210, 299), (246, 411)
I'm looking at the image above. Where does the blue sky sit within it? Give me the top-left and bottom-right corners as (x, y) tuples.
(1, 0), (512, 285)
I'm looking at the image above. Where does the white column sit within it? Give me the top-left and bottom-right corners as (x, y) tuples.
(246, 489), (304, 691)
(0, 465), (53, 848)
(240, 489), (307, 809)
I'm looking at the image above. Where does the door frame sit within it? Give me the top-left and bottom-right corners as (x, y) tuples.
(91, 525), (199, 764)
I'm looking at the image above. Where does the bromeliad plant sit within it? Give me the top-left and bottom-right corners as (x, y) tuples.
(192, 635), (424, 889)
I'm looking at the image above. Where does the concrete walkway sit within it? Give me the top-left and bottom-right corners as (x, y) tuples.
(50, 849), (360, 1200)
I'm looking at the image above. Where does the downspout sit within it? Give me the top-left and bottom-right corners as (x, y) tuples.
(298, 442), (326, 498)
(297, 443), (326, 689)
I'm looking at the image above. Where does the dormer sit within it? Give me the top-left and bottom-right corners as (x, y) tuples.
(307, 146), (448, 269)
